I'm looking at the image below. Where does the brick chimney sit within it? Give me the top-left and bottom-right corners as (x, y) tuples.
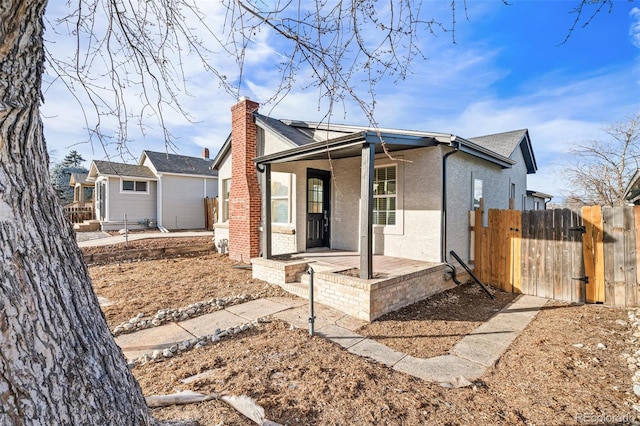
(228, 97), (261, 262)
(202, 147), (210, 159)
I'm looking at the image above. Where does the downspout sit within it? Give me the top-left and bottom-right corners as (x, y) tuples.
(441, 138), (459, 263)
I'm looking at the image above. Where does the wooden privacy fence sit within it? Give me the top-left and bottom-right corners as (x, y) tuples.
(473, 205), (640, 307)
(204, 197), (218, 230)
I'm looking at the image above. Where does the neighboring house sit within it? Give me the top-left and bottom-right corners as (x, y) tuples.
(525, 190), (553, 210)
(87, 149), (218, 231)
(213, 98), (539, 269)
(68, 172), (94, 208)
(625, 169), (640, 205)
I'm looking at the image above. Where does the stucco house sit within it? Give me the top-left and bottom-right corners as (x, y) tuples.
(212, 98), (541, 320)
(87, 149), (218, 231)
(214, 98), (540, 263)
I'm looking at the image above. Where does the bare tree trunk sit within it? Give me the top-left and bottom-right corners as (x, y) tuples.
(0, 2), (156, 424)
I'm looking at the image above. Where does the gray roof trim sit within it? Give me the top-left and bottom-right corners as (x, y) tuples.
(281, 119), (454, 140)
(211, 134), (232, 170)
(624, 168), (640, 203)
(255, 113), (314, 147)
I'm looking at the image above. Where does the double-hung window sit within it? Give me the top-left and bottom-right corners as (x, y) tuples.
(373, 165), (396, 226)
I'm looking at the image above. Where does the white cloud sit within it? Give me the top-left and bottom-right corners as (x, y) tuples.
(631, 7), (640, 49)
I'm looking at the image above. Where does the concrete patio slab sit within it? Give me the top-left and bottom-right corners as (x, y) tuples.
(316, 324), (366, 349)
(502, 295), (549, 311)
(467, 322), (519, 346)
(450, 334), (507, 367)
(489, 310), (541, 331)
(226, 298), (292, 320)
(335, 314), (368, 332)
(393, 354), (487, 383)
(178, 310), (245, 336)
(274, 302), (360, 331)
(266, 296), (307, 309)
(347, 338), (407, 367)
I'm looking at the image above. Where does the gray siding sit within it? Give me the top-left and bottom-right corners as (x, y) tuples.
(106, 177), (157, 224)
(161, 176), (215, 229)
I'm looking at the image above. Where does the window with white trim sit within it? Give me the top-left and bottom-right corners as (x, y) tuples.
(271, 172), (291, 224)
(121, 180), (147, 193)
(222, 178), (231, 221)
(373, 165), (396, 226)
(473, 178), (483, 210)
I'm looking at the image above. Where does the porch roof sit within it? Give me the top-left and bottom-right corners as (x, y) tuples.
(254, 130), (515, 169)
(254, 131), (447, 164)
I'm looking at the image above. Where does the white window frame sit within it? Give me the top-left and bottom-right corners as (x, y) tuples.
(120, 179), (149, 194)
(271, 172), (292, 225)
(222, 178), (231, 222)
(373, 164), (397, 227)
(473, 178), (483, 210)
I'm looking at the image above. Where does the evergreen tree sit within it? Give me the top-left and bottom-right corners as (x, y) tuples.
(61, 150), (85, 168)
(49, 151), (88, 205)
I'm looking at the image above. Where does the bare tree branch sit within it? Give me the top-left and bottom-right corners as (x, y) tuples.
(558, 114), (640, 206)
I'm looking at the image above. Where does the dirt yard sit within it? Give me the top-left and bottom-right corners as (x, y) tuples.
(85, 237), (639, 425)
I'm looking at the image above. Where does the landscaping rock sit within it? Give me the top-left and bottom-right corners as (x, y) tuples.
(111, 293), (253, 336)
(129, 319), (260, 366)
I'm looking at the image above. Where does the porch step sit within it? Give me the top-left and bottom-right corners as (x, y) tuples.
(306, 261), (340, 273)
(280, 281), (309, 299)
(74, 220), (101, 232)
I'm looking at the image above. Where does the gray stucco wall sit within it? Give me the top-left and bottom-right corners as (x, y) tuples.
(444, 144), (531, 264)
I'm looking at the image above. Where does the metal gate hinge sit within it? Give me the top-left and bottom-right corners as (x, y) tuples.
(572, 276), (589, 284)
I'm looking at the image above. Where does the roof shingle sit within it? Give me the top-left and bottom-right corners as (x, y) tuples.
(142, 151), (218, 177)
(92, 160), (157, 179)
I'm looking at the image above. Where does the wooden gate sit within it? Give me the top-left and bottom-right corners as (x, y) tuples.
(474, 206), (640, 307)
(204, 197), (218, 230)
(520, 209), (585, 303)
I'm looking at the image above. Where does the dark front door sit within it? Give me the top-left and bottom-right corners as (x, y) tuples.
(306, 169), (331, 249)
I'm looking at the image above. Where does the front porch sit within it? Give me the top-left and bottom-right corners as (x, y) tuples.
(252, 250), (453, 321)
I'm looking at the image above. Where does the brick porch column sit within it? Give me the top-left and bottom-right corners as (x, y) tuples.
(229, 97), (261, 262)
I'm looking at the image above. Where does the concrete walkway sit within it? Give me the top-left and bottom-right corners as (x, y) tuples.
(116, 294), (548, 386)
(77, 230), (213, 248)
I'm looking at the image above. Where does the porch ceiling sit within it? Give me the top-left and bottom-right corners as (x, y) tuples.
(254, 131), (443, 164)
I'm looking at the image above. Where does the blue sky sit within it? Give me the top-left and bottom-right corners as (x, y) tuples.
(42, 1), (640, 202)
